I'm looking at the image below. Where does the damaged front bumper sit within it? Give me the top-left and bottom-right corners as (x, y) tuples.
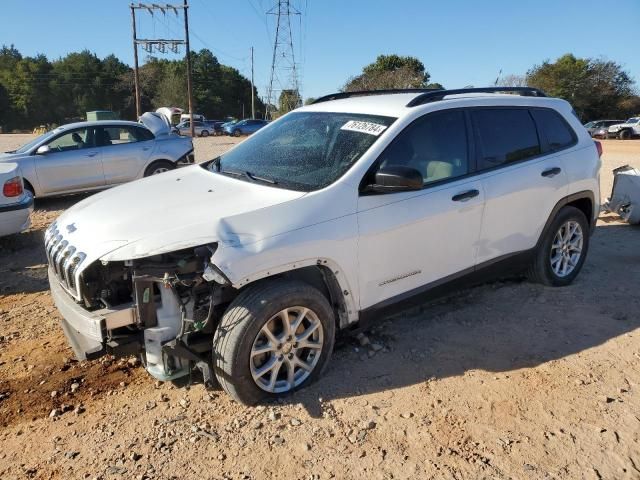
(603, 165), (640, 224)
(49, 268), (140, 361)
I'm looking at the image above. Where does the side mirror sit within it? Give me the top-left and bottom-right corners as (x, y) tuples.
(367, 165), (423, 193)
(36, 145), (51, 155)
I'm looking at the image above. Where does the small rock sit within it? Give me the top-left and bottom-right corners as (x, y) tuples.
(523, 464), (535, 471)
(159, 393), (169, 402)
(271, 435), (285, 446)
(129, 451), (142, 462)
(253, 421), (263, 430)
(145, 401), (156, 411)
(356, 333), (370, 347)
(70, 383), (80, 393)
(400, 412), (414, 419)
(217, 453), (226, 461)
(64, 451), (79, 459)
(268, 410), (279, 422)
(290, 418), (302, 426)
(127, 357), (140, 368)
(50, 390), (58, 398)
(74, 405), (85, 415)
(361, 420), (376, 430)
(605, 396), (615, 403)
(370, 343), (384, 352)
(49, 409), (60, 418)
(179, 399), (189, 408)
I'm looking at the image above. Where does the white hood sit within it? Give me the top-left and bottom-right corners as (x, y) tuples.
(53, 165), (306, 265)
(140, 111), (172, 136)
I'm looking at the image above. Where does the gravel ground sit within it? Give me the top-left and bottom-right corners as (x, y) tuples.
(0, 135), (639, 480)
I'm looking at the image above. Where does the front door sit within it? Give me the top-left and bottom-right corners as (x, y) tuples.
(35, 126), (104, 195)
(357, 109), (485, 310)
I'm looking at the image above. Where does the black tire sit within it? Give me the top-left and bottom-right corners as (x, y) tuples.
(143, 160), (175, 177)
(619, 129), (631, 140)
(213, 280), (335, 405)
(200, 130), (210, 137)
(527, 206), (590, 286)
(233, 130), (242, 137)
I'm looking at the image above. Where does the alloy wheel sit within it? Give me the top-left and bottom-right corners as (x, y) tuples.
(250, 306), (324, 393)
(549, 220), (583, 277)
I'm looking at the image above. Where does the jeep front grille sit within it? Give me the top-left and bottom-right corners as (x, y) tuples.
(45, 223), (86, 300)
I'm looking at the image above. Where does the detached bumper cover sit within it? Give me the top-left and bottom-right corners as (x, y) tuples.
(48, 268), (106, 360)
(604, 166), (640, 224)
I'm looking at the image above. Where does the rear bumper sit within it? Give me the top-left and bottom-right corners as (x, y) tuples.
(49, 268), (106, 360)
(0, 194), (33, 236)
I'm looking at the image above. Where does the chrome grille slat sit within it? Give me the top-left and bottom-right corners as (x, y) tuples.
(44, 223), (86, 300)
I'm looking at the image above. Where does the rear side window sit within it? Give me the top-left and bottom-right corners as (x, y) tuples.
(531, 109), (576, 152)
(472, 109), (541, 170)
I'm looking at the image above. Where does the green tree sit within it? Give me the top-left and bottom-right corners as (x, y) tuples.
(526, 54), (636, 120)
(278, 89), (301, 114)
(343, 54), (432, 91)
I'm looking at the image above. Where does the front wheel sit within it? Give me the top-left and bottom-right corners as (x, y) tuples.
(233, 130), (242, 137)
(144, 160), (175, 177)
(213, 280), (335, 405)
(200, 130), (210, 137)
(527, 206), (590, 286)
(619, 129), (631, 140)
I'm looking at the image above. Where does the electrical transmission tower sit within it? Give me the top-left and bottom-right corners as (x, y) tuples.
(265, 0), (301, 119)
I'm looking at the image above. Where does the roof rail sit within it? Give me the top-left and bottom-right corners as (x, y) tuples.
(311, 88), (440, 104)
(406, 87), (547, 107)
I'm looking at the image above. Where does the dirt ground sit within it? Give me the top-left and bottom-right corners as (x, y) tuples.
(0, 135), (639, 480)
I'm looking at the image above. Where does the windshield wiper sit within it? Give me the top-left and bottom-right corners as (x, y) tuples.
(220, 168), (277, 185)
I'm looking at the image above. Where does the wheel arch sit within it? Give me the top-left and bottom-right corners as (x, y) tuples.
(537, 190), (596, 249)
(231, 259), (358, 329)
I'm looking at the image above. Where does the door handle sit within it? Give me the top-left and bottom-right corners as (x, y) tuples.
(541, 167), (561, 177)
(452, 189), (479, 202)
(85, 151), (98, 157)
(142, 147), (151, 151)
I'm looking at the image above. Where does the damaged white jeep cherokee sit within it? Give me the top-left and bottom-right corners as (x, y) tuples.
(47, 87), (601, 404)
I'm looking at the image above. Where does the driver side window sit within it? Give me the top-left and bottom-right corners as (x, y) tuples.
(379, 109), (469, 185)
(47, 128), (94, 152)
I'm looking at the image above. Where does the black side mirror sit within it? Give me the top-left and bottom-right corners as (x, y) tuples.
(367, 165), (423, 193)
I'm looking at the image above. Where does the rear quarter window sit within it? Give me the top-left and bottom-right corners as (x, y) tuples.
(471, 108), (541, 170)
(530, 109), (576, 152)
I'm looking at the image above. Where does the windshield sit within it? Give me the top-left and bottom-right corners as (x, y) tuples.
(13, 130), (58, 154)
(207, 111), (396, 191)
(627, 117), (640, 124)
(584, 121), (595, 128)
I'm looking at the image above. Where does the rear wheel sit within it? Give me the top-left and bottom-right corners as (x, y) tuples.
(213, 280), (335, 405)
(527, 206), (590, 286)
(200, 130), (210, 137)
(144, 160), (175, 177)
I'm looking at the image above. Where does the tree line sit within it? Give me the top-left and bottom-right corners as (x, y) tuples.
(0, 45), (264, 131)
(340, 54), (639, 121)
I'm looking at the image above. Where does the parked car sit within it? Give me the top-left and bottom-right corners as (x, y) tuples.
(204, 120), (226, 136)
(223, 119), (269, 137)
(47, 87), (600, 405)
(0, 113), (194, 198)
(175, 120), (214, 137)
(583, 120), (624, 138)
(0, 163), (33, 237)
(607, 117), (640, 139)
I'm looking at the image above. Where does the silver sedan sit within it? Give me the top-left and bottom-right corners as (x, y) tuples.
(0, 113), (194, 198)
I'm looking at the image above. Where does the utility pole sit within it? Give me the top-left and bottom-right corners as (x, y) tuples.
(250, 47), (255, 119)
(183, 0), (195, 137)
(130, 5), (141, 118)
(129, 2), (194, 135)
(266, 0), (301, 120)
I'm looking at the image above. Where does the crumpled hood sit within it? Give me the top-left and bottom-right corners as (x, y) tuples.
(53, 165), (305, 264)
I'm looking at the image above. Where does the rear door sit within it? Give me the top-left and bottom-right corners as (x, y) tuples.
(34, 126), (105, 195)
(96, 125), (155, 184)
(472, 107), (571, 264)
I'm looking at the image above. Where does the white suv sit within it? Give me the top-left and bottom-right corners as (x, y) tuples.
(47, 87), (601, 404)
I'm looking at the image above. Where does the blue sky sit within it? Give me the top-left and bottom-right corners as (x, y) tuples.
(2, 0), (639, 101)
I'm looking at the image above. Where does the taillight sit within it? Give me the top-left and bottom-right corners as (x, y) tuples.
(594, 140), (603, 158)
(3, 176), (24, 197)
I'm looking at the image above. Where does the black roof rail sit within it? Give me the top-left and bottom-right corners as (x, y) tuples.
(406, 87), (547, 107)
(311, 88), (441, 104)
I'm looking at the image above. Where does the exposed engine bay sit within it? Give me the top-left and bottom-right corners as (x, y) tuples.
(80, 243), (236, 385)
